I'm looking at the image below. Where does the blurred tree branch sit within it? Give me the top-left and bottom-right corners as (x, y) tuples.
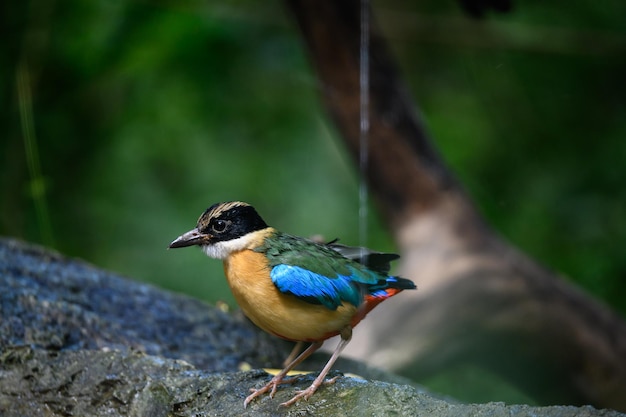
(285, 0), (626, 411)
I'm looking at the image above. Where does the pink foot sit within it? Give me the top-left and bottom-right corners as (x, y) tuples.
(243, 375), (300, 408)
(280, 375), (340, 407)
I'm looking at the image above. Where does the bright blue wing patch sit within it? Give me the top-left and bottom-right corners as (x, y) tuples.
(271, 264), (363, 310)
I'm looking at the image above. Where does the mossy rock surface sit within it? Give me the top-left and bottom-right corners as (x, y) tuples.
(0, 238), (623, 416)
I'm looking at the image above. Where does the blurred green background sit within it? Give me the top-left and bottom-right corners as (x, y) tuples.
(2, 0), (625, 405)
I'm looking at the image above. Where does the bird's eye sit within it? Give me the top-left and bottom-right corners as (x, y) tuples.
(212, 220), (228, 233)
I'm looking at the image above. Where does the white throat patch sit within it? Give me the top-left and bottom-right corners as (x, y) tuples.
(200, 229), (271, 260)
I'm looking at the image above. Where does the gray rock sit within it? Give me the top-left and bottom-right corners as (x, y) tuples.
(0, 237), (284, 370)
(0, 238), (623, 416)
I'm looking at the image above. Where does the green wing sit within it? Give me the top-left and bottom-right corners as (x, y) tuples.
(254, 232), (383, 309)
(256, 232), (380, 282)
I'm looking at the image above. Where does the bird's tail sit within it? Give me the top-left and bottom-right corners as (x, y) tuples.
(368, 276), (416, 299)
(385, 276), (417, 290)
(351, 276), (416, 328)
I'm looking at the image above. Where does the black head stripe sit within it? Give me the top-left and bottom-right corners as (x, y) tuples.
(197, 202), (268, 241)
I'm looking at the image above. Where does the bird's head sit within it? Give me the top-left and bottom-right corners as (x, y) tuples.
(169, 201), (269, 259)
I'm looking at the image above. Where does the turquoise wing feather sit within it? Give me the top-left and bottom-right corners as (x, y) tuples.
(255, 232), (388, 310)
(270, 264), (365, 309)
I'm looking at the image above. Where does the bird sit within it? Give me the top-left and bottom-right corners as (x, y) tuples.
(169, 201), (416, 407)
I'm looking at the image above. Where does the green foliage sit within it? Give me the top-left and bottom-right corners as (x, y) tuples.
(382, 0), (626, 312)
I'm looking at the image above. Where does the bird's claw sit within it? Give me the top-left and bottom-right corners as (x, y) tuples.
(279, 375), (341, 407)
(280, 389), (312, 407)
(324, 375), (341, 385)
(243, 375), (301, 407)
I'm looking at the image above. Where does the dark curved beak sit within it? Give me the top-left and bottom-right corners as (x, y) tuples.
(169, 228), (211, 249)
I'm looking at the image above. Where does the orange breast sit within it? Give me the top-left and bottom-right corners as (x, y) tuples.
(223, 250), (357, 342)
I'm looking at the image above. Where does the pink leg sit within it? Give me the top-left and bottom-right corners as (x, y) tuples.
(280, 329), (352, 407)
(244, 341), (323, 408)
(283, 341), (305, 367)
